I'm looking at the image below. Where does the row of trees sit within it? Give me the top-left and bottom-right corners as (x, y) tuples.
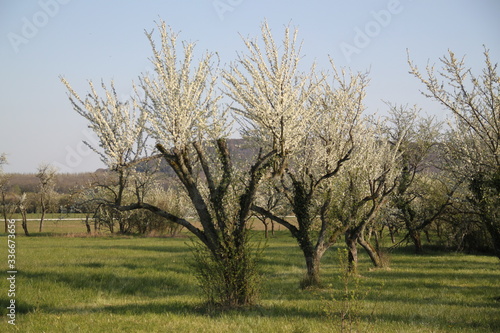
(63, 21), (499, 306)
(0, 161), (188, 236)
(4, 20), (497, 308)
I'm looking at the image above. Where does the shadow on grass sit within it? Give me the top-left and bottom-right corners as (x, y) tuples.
(0, 297), (36, 316)
(366, 311), (500, 332)
(73, 257), (193, 275)
(22, 270), (192, 297)
(40, 299), (321, 319)
(36, 299), (500, 332)
(357, 262), (500, 309)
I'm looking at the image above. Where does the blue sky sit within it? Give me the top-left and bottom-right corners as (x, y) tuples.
(1, 0), (499, 173)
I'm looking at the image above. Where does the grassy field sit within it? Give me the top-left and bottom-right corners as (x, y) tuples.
(1, 226), (499, 332)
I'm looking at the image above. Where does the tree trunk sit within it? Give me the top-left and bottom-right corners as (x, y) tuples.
(358, 236), (383, 267)
(424, 229), (431, 242)
(251, 204), (327, 289)
(301, 251), (321, 289)
(39, 192), (46, 232)
(262, 218), (269, 239)
(119, 220), (126, 234)
(39, 208), (45, 233)
(436, 222), (442, 238)
(389, 225), (396, 244)
(409, 229), (423, 254)
(484, 218), (500, 260)
(21, 210), (29, 236)
(85, 215), (91, 234)
(374, 227), (381, 252)
(2, 192), (8, 233)
(345, 231), (358, 273)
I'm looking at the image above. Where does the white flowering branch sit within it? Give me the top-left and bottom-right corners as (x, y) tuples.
(223, 21), (322, 158)
(60, 77), (148, 170)
(139, 20), (229, 149)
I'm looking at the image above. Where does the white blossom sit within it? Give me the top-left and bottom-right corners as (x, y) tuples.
(139, 20), (229, 149)
(60, 78), (148, 170)
(223, 21), (322, 156)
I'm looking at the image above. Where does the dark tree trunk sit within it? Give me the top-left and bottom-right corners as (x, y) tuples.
(358, 236), (383, 267)
(436, 222), (442, 238)
(39, 208), (45, 233)
(374, 227), (381, 252)
(484, 218), (500, 260)
(250, 204), (333, 289)
(21, 210), (29, 236)
(119, 220), (126, 234)
(85, 215), (91, 234)
(345, 231), (358, 273)
(39, 191), (46, 232)
(424, 229), (431, 242)
(389, 225), (396, 244)
(303, 253), (321, 288)
(2, 192), (8, 233)
(135, 139), (278, 307)
(409, 229), (423, 254)
(259, 217), (269, 239)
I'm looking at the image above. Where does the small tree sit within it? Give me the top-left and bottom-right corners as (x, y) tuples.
(385, 104), (456, 253)
(409, 47), (500, 258)
(60, 76), (152, 234)
(36, 163), (57, 232)
(17, 193), (29, 236)
(327, 122), (402, 272)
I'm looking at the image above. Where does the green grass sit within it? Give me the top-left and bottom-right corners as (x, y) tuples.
(1, 230), (499, 332)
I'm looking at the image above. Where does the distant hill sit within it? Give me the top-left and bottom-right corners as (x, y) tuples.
(146, 138), (259, 175)
(6, 139), (260, 194)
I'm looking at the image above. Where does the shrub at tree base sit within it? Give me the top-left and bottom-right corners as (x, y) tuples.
(188, 234), (262, 309)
